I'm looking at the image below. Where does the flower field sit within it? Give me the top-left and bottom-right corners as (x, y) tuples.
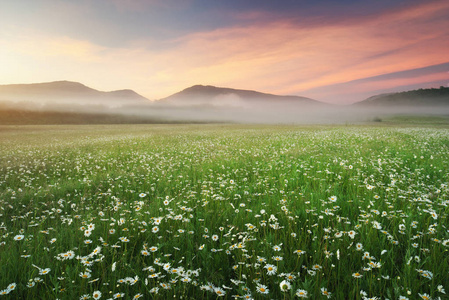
(1, 124), (448, 299)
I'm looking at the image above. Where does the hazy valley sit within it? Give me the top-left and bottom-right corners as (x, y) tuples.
(1, 81), (448, 124)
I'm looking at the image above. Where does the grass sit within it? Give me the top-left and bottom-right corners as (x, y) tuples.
(0, 124), (448, 299)
(378, 115), (449, 126)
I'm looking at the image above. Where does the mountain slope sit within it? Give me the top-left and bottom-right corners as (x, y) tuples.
(0, 81), (149, 105)
(354, 86), (449, 107)
(159, 85), (325, 107)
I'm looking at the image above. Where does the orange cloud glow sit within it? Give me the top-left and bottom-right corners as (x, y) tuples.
(1, 0), (448, 103)
(141, 0), (449, 100)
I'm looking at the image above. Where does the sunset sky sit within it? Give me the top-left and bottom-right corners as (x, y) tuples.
(1, 0), (448, 104)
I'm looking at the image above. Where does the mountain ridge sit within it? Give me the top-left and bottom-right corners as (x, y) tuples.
(0, 80), (150, 103)
(354, 86), (449, 106)
(159, 84), (325, 107)
(2, 80), (449, 109)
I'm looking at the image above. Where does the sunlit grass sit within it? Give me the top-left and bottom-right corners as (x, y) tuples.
(1, 124), (448, 299)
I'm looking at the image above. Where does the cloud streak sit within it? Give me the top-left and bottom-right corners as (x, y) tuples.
(0, 0), (448, 103)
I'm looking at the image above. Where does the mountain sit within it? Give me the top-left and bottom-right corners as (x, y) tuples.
(0, 81), (149, 106)
(354, 86), (449, 107)
(158, 85), (325, 108)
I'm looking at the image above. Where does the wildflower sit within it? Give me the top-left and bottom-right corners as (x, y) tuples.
(437, 285), (446, 294)
(91, 246), (101, 256)
(347, 230), (356, 239)
(92, 290), (102, 299)
(0, 289), (10, 295)
(214, 287), (226, 297)
(7, 283), (16, 291)
(132, 293), (143, 299)
(279, 280), (291, 292)
(152, 226), (159, 233)
(14, 235), (24, 241)
(416, 269), (433, 280)
(256, 283), (269, 294)
(242, 293), (253, 300)
(81, 259), (93, 267)
(273, 244), (282, 251)
(160, 282), (171, 289)
(372, 221), (382, 229)
(352, 272), (363, 278)
(39, 268), (51, 275)
(296, 289), (308, 298)
(139, 193), (146, 198)
(257, 256), (267, 263)
(429, 211), (438, 220)
(368, 261), (382, 268)
(329, 196), (337, 202)
(362, 252), (371, 260)
(264, 264), (277, 275)
(418, 293), (431, 300)
(398, 296), (409, 300)
(80, 294), (90, 300)
(321, 287), (331, 298)
(294, 249), (306, 255)
(113, 292), (125, 298)
(80, 272), (92, 279)
(285, 273), (296, 281)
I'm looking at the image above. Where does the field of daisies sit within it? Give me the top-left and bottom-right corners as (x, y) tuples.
(1, 124), (448, 299)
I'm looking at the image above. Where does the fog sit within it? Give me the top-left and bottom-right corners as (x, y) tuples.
(2, 93), (448, 124)
(147, 100), (449, 124)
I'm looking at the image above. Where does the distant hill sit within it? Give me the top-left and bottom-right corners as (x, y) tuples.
(0, 81), (149, 106)
(158, 85), (325, 108)
(354, 86), (449, 107)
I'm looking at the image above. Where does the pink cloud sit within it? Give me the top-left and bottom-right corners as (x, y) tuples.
(110, 0), (192, 12)
(1, 0), (448, 103)
(151, 0), (449, 101)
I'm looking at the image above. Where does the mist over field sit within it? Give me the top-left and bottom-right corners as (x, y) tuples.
(1, 82), (448, 124)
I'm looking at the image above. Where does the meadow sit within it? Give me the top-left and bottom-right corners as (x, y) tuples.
(0, 124), (448, 299)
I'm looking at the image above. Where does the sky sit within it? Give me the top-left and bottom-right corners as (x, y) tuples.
(0, 0), (448, 104)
